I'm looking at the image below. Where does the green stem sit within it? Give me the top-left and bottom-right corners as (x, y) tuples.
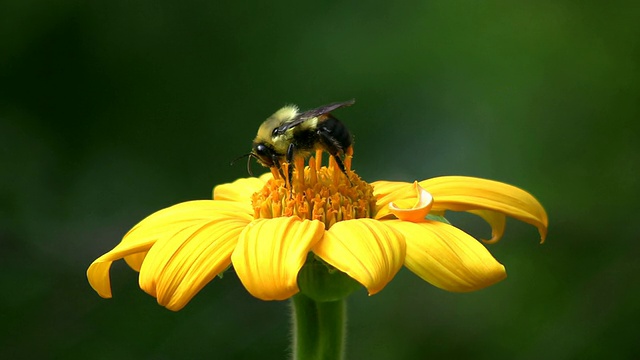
(291, 293), (346, 360)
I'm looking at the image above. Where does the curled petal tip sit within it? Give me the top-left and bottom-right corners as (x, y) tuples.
(421, 176), (548, 244)
(388, 182), (433, 222)
(539, 229), (547, 244)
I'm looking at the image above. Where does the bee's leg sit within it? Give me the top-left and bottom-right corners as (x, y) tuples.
(317, 130), (351, 184)
(272, 157), (287, 182)
(286, 143), (296, 196)
(332, 155), (347, 175)
(331, 155), (352, 185)
(278, 168), (287, 183)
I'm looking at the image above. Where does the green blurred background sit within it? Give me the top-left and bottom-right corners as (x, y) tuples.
(1, 1), (638, 359)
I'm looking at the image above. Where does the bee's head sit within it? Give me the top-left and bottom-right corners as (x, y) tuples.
(232, 141), (277, 177)
(251, 141), (277, 168)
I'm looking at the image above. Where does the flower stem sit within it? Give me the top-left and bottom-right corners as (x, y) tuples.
(291, 293), (346, 360)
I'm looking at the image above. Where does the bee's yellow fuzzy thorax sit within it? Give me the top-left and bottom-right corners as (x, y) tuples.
(254, 105), (299, 154)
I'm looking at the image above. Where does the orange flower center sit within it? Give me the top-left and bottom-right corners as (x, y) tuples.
(252, 149), (376, 229)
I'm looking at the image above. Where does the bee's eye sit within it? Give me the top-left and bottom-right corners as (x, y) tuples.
(254, 144), (270, 156)
(272, 128), (280, 136)
(252, 143), (274, 167)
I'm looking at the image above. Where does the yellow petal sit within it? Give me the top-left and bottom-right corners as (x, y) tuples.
(371, 180), (414, 219)
(213, 177), (267, 205)
(231, 217), (325, 300)
(127, 200), (252, 238)
(468, 209), (506, 244)
(313, 219), (406, 295)
(87, 200), (252, 301)
(258, 172), (273, 182)
(420, 176), (548, 243)
(388, 181), (433, 222)
(87, 237), (155, 299)
(371, 180), (413, 199)
(139, 214), (250, 311)
(386, 220), (506, 292)
(124, 252), (147, 271)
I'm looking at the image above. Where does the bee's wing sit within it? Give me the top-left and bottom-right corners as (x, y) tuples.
(297, 99), (355, 121)
(276, 99), (355, 133)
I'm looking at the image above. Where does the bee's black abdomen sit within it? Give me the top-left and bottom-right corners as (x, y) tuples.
(318, 116), (352, 153)
(291, 128), (318, 153)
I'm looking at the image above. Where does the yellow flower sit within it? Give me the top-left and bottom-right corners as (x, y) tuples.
(87, 150), (548, 311)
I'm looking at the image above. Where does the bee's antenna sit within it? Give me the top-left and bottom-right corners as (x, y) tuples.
(230, 153), (251, 166)
(231, 153), (254, 176)
(246, 154), (255, 176)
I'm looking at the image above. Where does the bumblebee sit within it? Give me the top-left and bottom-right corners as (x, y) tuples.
(250, 99), (355, 187)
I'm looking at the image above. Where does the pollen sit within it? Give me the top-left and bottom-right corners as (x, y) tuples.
(252, 149), (377, 229)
